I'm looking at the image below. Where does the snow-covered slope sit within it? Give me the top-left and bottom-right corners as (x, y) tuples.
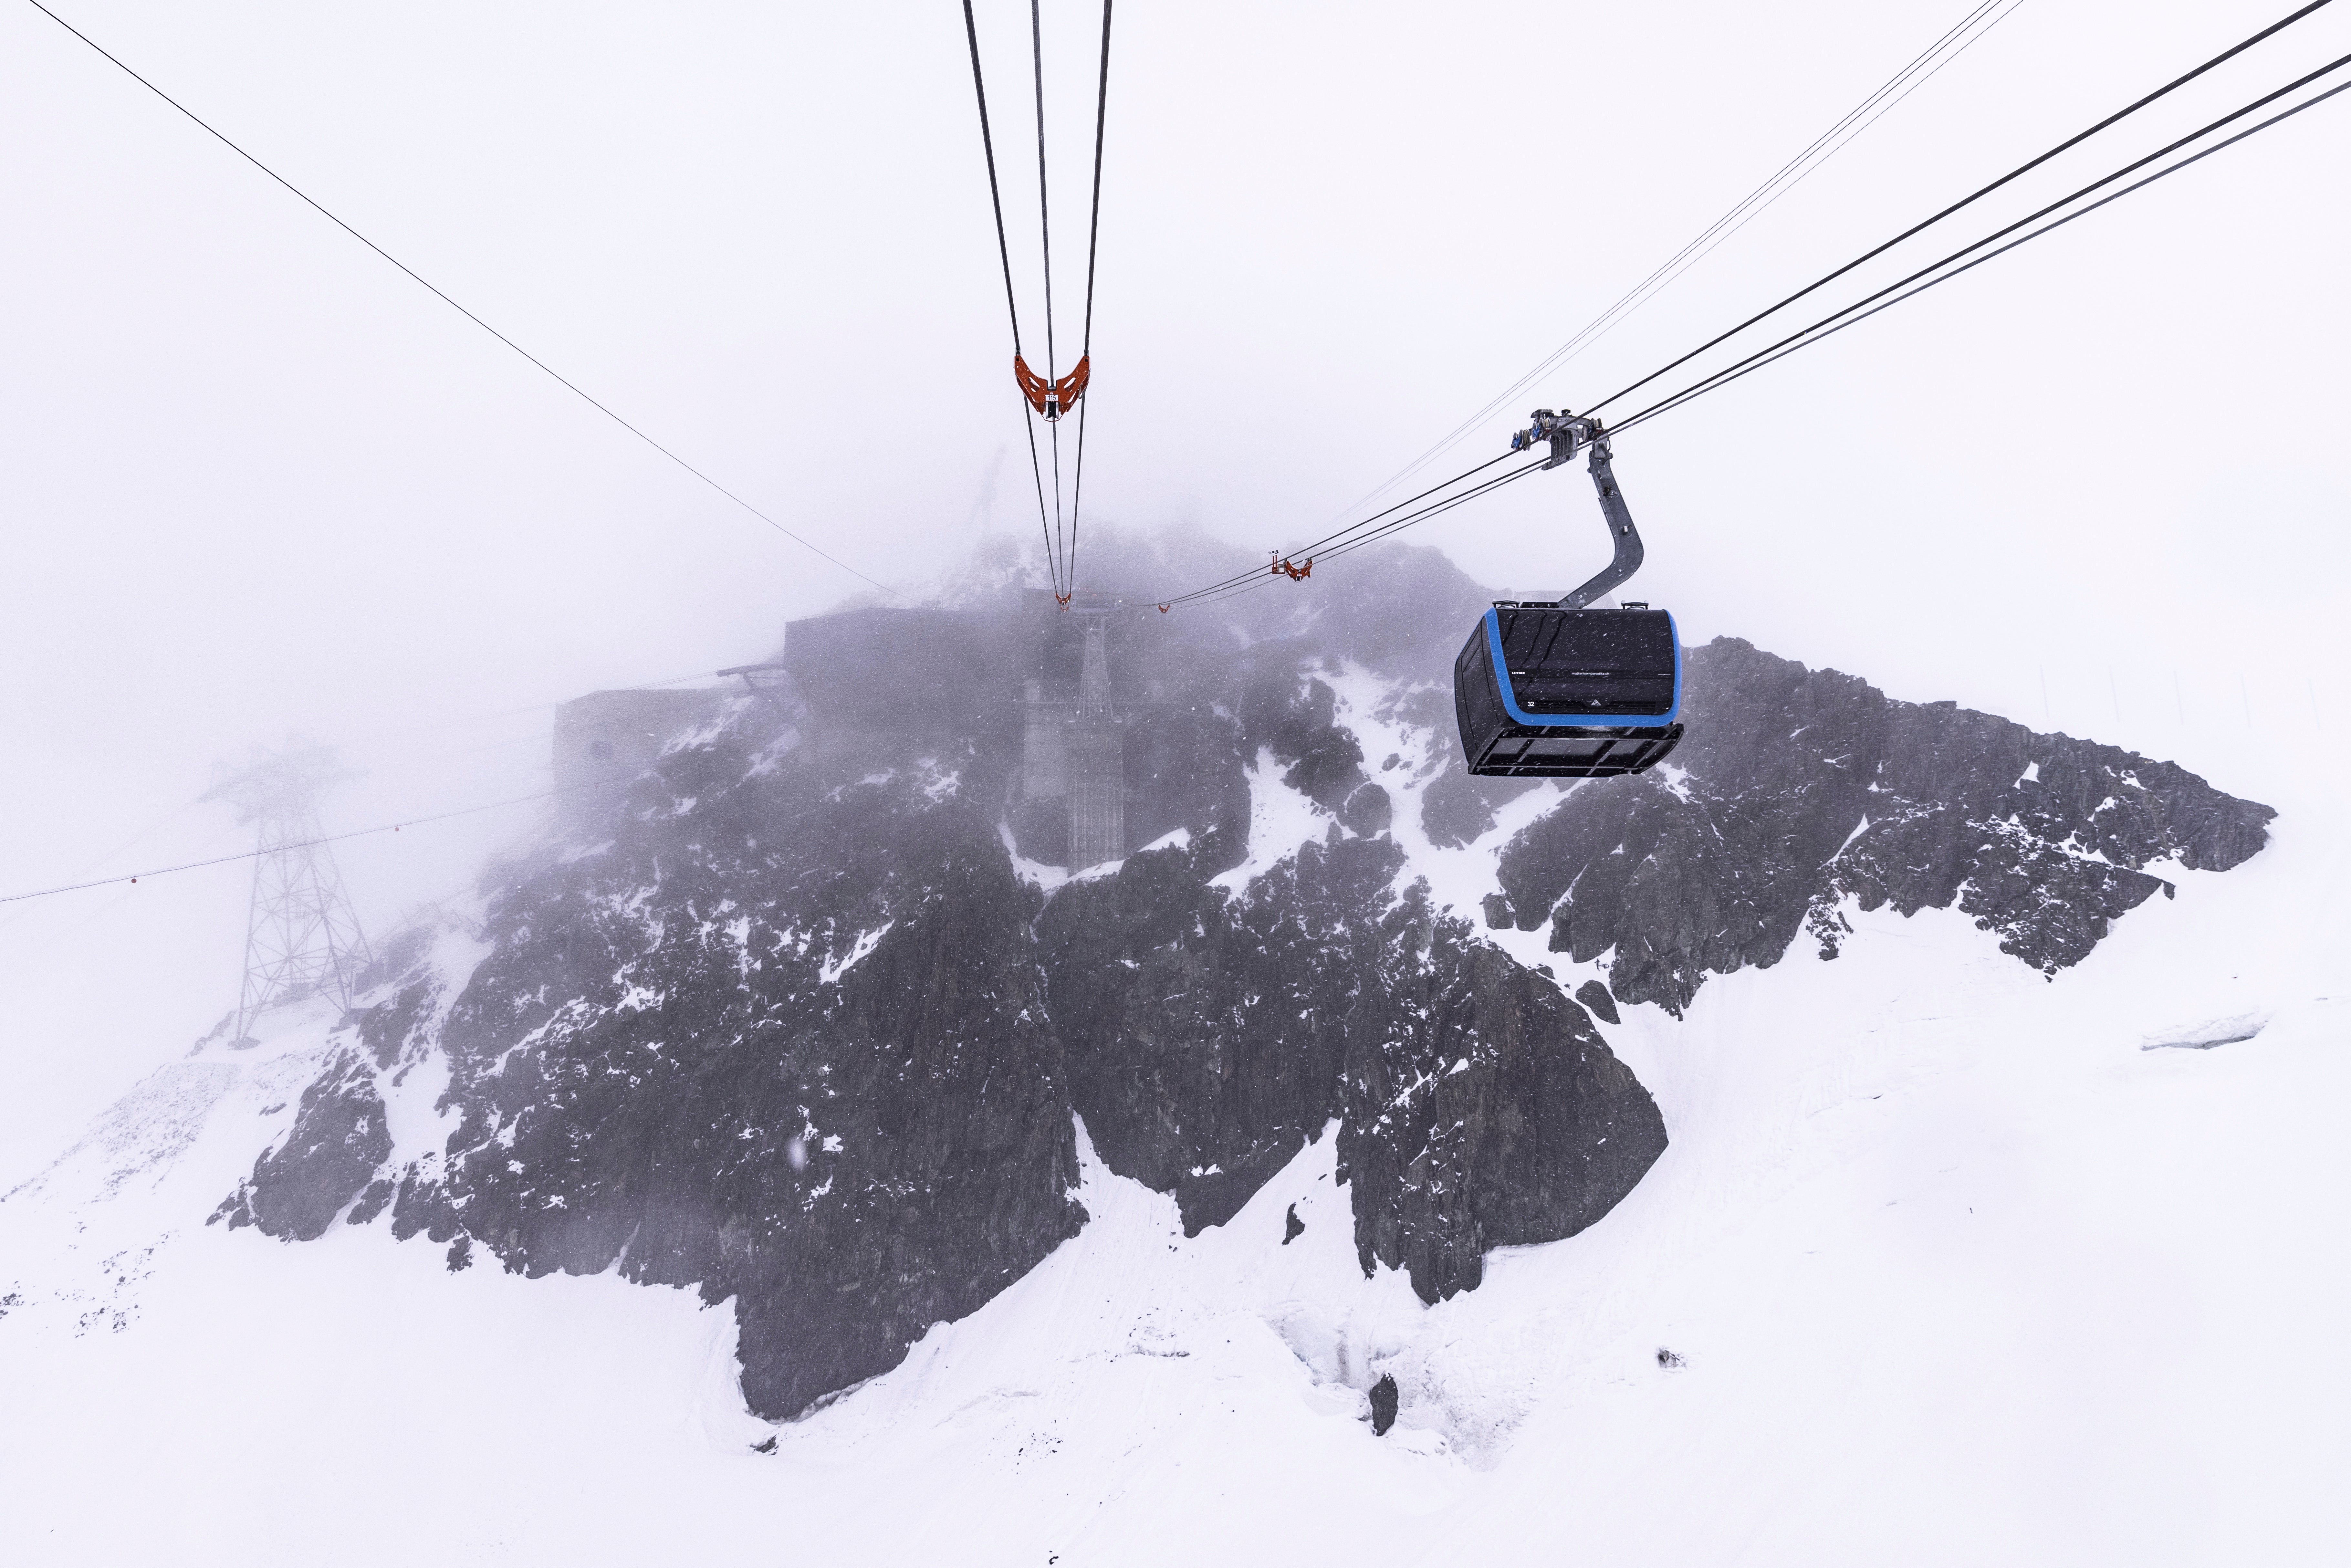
(5, 832), (2340, 1565)
(2, 545), (2339, 1565)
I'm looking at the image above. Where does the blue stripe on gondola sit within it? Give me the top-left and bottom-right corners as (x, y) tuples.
(1483, 608), (1682, 728)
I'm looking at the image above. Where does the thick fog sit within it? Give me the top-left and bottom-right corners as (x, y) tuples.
(4, 0), (2347, 1176)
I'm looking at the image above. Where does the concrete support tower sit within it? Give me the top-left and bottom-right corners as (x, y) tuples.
(1021, 678), (1069, 802)
(200, 746), (373, 1044)
(1064, 618), (1125, 868)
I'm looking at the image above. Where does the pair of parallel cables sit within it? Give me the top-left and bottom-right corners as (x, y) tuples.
(961, 0), (1115, 607)
(1155, 0), (2351, 613)
(1340, 0), (2027, 533)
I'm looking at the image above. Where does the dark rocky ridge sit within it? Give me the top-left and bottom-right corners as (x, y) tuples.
(214, 535), (2271, 1419)
(1494, 637), (2273, 1014)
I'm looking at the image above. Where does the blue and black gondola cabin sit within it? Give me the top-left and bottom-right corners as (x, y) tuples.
(1453, 604), (1685, 778)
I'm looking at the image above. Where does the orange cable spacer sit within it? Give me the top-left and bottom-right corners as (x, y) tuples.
(1015, 353), (1091, 422)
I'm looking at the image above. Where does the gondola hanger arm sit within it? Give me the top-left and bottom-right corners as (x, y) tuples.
(1510, 410), (1645, 609)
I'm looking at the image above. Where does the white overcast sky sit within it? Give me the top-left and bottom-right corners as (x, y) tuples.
(3, 0), (2347, 1168)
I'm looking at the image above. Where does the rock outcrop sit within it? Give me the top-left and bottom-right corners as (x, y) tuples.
(214, 538), (2271, 1418)
(1497, 638), (2274, 1014)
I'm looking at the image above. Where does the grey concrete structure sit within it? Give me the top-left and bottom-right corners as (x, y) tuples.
(1021, 678), (1068, 800)
(553, 687), (730, 800)
(776, 599), (1130, 869)
(1063, 618), (1125, 868)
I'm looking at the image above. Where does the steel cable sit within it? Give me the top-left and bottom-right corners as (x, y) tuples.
(1167, 459), (1550, 614)
(26, 0), (906, 600)
(1343, 0), (2023, 522)
(1148, 0), (2049, 613)
(1202, 37), (2346, 617)
(1151, 447), (1529, 609)
(1224, 58), (2351, 596)
(1151, 0), (2343, 616)
(1614, 65), (2351, 434)
(1030, 0), (1072, 592)
(963, 0), (1065, 598)
(0, 783), (624, 907)
(1068, 0), (1115, 599)
(1182, 57), (2351, 611)
(1031, 0), (1060, 403)
(1583, 0), (2339, 419)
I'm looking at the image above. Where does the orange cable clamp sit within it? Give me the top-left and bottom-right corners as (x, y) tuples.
(1015, 353), (1091, 422)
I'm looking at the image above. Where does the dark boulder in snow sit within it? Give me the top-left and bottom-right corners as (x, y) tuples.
(1370, 1373), (1399, 1436)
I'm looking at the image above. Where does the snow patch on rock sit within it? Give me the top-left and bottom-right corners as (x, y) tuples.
(1210, 745), (1335, 895)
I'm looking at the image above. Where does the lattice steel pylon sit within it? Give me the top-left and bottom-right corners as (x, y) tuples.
(200, 744), (372, 1044)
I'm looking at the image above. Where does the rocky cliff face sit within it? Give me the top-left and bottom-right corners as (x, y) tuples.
(1494, 637), (2272, 1014)
(213, 538), (2272, 1419)
(236, 736), (1089, 1419)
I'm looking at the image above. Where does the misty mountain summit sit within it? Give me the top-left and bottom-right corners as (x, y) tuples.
(201, 540), (2270, 1422)
(7, 0), (2344, 1551)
